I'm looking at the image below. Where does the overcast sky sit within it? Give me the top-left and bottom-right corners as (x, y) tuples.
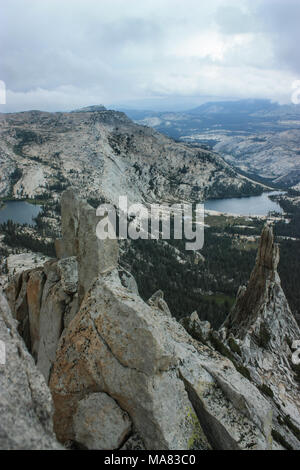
(1, 0), (300, 112)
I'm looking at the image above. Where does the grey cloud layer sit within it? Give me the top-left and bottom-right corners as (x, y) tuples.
(0, 0), (299, 111)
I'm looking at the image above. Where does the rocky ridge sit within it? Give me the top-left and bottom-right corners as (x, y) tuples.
(0, 108), (263, 206)
(128, 100), (300, 188)
(1, 190), (300, 450)
(213, 130), (300, 187)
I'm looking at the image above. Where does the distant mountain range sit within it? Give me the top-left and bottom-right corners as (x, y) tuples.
(123, 99), (300, 188)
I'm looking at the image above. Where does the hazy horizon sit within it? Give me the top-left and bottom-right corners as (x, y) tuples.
(0, 96), (290, 115)
(1, 0), (300, 113)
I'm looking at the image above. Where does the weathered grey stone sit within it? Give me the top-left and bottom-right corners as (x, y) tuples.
(5, 197), (299, 451)
(26, 268), (45, 360)
(37, 263), (69, 383)
(180, 311), (212, 343)
(147, 290), (172, 317)
(43, 259), (61, 283)
(0, 291), (62, 450)
(50, 269), (205, 450)
(4, 270), (23, 313)
(224, 223), (282, 336)
(73, 392), (131, 449)
(166, 326), (273, 449)
(5, 259), (74, 378)
(61, 190), (119, 303)
(179, 364), (256, 450)
(119, 267), (139, 294)
(50, 265), (285, 450)
(57, 256), (78, 294)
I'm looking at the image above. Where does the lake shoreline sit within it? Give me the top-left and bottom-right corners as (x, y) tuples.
(204, 208), (284, 221)
(0, 200), (42, 226)
(204, 191), (285, 217)
(0, 197), (48, 206)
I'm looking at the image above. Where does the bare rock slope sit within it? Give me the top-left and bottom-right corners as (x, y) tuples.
(214, 130), (300, 187)
(0, 109), (262, 205)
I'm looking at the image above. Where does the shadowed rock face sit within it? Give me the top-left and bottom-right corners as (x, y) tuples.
(0, 292), (62, 450)
(5, 258), (77, 383)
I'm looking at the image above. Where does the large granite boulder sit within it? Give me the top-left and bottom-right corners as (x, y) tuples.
(73, 392), (132, 449)
(49, 269), (203, 450)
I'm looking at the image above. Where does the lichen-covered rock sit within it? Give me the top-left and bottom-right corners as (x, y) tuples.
(49, 265), (283, 450)
(120, 433), (145, 450)
(73, 393), (131, 449)
(0, 291), (62, 450)
(50, 269), (201, 450)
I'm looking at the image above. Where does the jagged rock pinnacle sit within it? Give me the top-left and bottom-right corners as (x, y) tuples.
(255, 223), (279, 272)
(223, 223), (281, 336)
(218, 223), (300, 449)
